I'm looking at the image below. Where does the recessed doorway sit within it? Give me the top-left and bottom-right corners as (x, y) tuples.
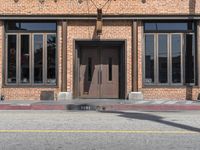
(74, 41), (126, 99)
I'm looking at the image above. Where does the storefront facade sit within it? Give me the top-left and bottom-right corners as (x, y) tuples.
(0, 0), (200, 100)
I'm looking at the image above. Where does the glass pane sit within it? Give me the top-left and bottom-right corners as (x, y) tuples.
(172, 34), (181, 83)
(144, 22), (194, 31)
(20, 35), (30, 83)
(7, 21), (56, 31)
(7, 35), (17, 83)
(7, 21), (20, 30)
(158, 34), (168, 83)
(88, 57), (92, 82)
(145, 34), (154, 84)
(34, 35), (43, 83)
(20, 22), (56, 31)
(109, 57), (112, 81)
(185, 34), (195, 83)
(47, 34), (56, 84)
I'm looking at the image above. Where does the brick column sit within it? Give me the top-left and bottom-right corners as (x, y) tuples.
(132, 20), (138, 92)
(62, 20), (67, 92)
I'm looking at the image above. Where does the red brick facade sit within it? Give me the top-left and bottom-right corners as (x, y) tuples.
(0, 0), (200, 100)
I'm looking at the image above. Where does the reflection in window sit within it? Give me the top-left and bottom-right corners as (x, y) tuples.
(171, 34), (181, 83)
(34, 35), (43, 83)
(47, 34), (56, 84)
(172, 34), (181, 83)
(7, 21), (56, 31)
(144, 22), (194, 31)
(6, 21), (57, 86)
(145, 34), (154, 84)
(144, 22), (196, 86)
(158, 34), (168, 83)
(7, 35), (17, 83)
(20, 35), (30, 83)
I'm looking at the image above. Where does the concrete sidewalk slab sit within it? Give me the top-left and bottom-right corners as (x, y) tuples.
(0, 99), (200, 111)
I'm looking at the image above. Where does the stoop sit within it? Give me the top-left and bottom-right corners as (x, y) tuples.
(128, 92), (144, 101)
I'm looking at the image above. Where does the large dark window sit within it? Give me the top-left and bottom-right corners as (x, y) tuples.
(172, 34), (181, 83)
(34, 34), (43, 84)
(7, 35), (17, 84)
(185, 34), (195, 84)
(6, 21), (57, 86)
(158, 34), (168, 83)
(47, 34), (57, 84)
(145, 34), (154, 84)
(144, 21), (195, 86)
(144, 22), (194, 31)
(20, 34), (30, 84)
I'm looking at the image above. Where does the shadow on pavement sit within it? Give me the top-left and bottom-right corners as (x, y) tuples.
(101, 111), (200, 133)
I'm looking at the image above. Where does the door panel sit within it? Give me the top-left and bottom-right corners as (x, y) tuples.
(100, 47), (119, 98)
(79, 46), (119, 99)
(79, 47), (100, 98)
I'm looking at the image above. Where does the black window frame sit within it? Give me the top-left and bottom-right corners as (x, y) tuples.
(5, 21), (58, 87)
(143, 21), (197, 87)
(5, 20), (57, 33)
(144, 21), (195, 33)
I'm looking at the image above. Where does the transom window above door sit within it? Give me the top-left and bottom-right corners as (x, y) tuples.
(5, 21), (57, 86)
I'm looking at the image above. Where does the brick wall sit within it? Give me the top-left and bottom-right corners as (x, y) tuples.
(0, 0), (198, 15)
(1, 0), (200, 100)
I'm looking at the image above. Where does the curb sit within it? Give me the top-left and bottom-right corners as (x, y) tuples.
(98, 104), (200, 111)
(0, 104), (200, 111)
(0, 104), (66, 110)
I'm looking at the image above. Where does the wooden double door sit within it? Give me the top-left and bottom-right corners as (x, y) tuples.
(79, 46), (119, 99)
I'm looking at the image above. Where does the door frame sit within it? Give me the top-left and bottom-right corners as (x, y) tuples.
(73, 40), (127, 99)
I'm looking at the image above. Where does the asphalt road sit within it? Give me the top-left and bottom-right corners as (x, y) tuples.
(0, 110), (199, 150)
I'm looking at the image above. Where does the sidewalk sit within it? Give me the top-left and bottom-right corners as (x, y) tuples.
(1, 99), (200, 111)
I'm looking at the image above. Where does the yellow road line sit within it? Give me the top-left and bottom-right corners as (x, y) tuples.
(0, 130), (199, 134)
